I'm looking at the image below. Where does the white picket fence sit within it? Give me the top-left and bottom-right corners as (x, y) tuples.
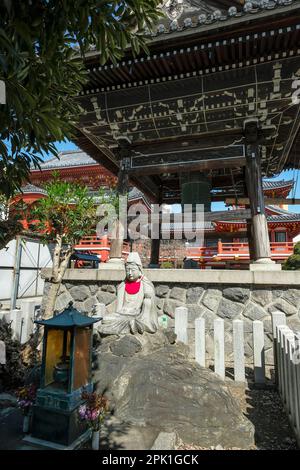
(175, 307), (289, 384)
(275, 323), (300, 446)
(175, 306), (300, 445)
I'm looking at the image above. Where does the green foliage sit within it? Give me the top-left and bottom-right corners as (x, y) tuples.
(294, 241), (300, 256)
(0, 195), (25, 250)
(282, 242), (300, 270)
(0, 319), (26, 390)
(30, 178), (96, 246)
(160, 261), (175, 269)
(0, 1), (162, 197)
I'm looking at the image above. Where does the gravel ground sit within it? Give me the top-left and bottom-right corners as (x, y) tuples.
(177, 372), (298, 451)
(228, 382), (298, 450)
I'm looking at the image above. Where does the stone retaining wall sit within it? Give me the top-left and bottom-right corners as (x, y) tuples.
(42, 268), (300, 366)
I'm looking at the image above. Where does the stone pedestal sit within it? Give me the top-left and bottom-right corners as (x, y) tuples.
(249, 262), (281, 271)
(30, 404), (88, 447)
(99, 258), (125, 270)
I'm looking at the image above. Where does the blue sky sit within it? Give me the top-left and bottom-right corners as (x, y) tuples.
(53, 141), (300, 213)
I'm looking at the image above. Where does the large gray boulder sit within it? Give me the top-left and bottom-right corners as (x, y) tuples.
(93, 331), (254, 449)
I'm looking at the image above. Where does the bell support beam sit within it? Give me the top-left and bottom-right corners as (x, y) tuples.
(128, 148), (246, 176)
(244, 119), (279, 270)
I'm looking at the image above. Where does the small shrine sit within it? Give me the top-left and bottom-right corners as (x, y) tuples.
(26, 302), (101, 449)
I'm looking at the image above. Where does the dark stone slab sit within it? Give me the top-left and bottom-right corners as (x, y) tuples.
(110, 336), (142, 357)
(93, 333), (254, 449)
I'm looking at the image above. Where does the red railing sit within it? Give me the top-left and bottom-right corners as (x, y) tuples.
(186, 241), (294, 263)
(75, 237), (294, 265)
(74, 236), (130, 262)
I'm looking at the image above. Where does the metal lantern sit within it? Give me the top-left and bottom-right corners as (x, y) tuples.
(29, 302), (101, 448)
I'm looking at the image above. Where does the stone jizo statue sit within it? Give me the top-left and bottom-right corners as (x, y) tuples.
(99, 252), (159, 335)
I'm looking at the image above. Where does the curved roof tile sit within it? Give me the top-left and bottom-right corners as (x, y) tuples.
(152, 0), (297, 37)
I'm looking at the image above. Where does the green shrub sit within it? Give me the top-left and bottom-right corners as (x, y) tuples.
(160, 261), (174, 269)
(283, 242), (300, 270)
(0, 320), (26, 391)
(294, 241), (300, 256)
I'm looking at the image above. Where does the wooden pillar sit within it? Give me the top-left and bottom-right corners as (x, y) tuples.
(244, 119), (273, 265)
(149, 189), (162, 268)
(149, 238), (160, 268)
(108, 158), (129, 266)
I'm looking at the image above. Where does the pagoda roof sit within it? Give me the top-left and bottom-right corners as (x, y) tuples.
(267, 212), (300, 222)
(31, 150), (99, 171)
(20, 184), (48, 195)
(267, 204), (300, 222)
(263, 180), (294, 191)
(216, 205), (300, 226)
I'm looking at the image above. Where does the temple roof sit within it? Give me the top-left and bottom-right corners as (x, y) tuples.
(267, 213), (300, 222)
(151, 1), (298, 38)
(267, 203), (300, 222)
(263, 180), (294, 191)
(77, 0), (300, 203)
(31, 150), (99, 171)
(21, 184), (47, 195)
(216, 204), (300, 226)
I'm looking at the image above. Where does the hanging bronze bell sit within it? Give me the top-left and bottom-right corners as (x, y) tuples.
(180, 172), (211, 212)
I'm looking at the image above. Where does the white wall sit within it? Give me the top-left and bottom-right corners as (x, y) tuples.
(0, 237), (53, 302)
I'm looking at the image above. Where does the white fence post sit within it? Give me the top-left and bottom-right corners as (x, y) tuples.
(0, 340), (6, 365)
(277, 325), (290, 403)
(20, 299), (39, 344)
(195, 317), (205, 367)
(214, 318), (225, 380)
(233, 319), (245, 383)
(175, 307), (188, 344)
(9, 309), (22, 341)
(287, 333), (297, 427)
(284, 331), (296, 417)
(253, 320), (265, 384)
(275, 326), (300, 445)
(295, 333), (300, 441)
(271, 311), (286, 386)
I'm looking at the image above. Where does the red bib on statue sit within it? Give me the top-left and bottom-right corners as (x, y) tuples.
(125, 281), (141, 295)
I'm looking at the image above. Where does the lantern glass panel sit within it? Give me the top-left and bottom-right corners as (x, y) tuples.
(73, 327), (91, 390)
(45, 329), (63, 386)
(45, 329), (71, 388)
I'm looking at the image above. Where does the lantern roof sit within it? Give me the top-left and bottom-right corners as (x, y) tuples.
(35, 302), (101, 327)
